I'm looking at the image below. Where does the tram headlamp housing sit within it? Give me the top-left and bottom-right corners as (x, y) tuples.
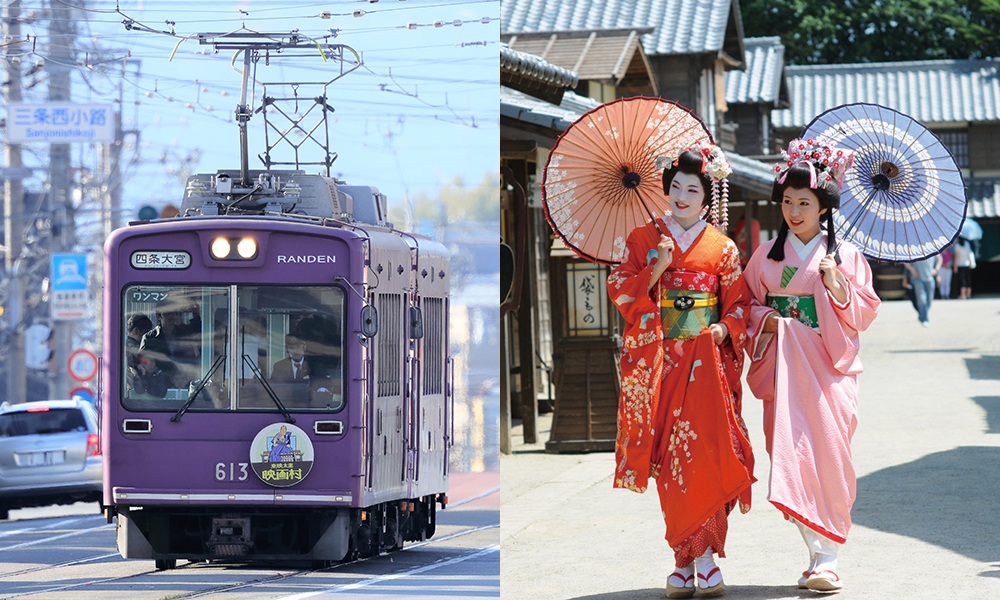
(211, 237), (231, 259)
(210, 236), (259, 260)
(237, 237), (257, 258)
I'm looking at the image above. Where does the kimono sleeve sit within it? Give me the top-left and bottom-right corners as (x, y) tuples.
(743, 243), (779, 361)
(828, 244), (881, 333)
(607, 225), (661, 343)
(717, 239), (752, 356)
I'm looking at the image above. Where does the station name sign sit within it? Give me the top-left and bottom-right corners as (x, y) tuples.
(7, 102), (114, 143)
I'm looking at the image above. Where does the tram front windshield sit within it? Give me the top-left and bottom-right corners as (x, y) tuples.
(122, 285), (345, 413)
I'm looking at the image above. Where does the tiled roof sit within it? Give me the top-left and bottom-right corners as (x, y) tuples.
(501, 45), (579, 89)
(502, 28), (651, 84)
(500, 86), (600, 132)
(727, 151), (779, 195)
(725, 36), (788, 107)
(772, 59), (1000, 129)
(501, 86), (776, 188)
(500, 0), (738, 58)
(967, 178), (1000, 220)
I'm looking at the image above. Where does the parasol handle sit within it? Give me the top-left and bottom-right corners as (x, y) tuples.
(637, 193), (665, 236)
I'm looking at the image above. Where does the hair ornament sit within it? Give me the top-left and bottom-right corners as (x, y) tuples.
(657, 140), (732, 182)
(656, 141), (731, 231)
(775, 137), (854, 189)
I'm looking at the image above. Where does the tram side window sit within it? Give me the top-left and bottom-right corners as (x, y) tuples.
(122, 286), (230, 411)
(237, 286), (346, 412)
(422, 297), (445, 395)
(376, 293), (403, 397)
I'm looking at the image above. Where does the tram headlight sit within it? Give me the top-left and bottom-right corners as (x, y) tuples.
(211, 237), (231, 259)
(210, 235), (259, 261)
(237, 237), (257, 258)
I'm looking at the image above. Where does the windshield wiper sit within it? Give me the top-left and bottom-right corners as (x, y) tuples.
(241, 355), (295, 424)
(171, 353), (227, 423)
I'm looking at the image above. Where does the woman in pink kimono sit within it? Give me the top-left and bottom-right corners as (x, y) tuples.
(744, 138), (880, 592)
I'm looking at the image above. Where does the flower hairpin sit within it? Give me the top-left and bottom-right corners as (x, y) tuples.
(655, 141), (732, 182)
(654, 141), (732, 232)
(774, 137), (854, 189)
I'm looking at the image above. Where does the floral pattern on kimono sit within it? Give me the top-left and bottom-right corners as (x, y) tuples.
(608, 215), (756, 547)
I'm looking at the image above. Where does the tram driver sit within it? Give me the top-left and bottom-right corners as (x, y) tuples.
(270, 335), (310, 382)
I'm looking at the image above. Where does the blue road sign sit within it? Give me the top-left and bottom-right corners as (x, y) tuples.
(51, 254), (88, 291)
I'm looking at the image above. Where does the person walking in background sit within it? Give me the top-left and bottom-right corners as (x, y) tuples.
(608, 144), (755, 599)
(744, 139), (880, 592)
(938, 245), (954, 299)
(903, 255), (941, 326)
(953, 237), (976, 299)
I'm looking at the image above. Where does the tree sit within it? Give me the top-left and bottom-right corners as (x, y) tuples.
(741, 0), (1000, 64)
(387, 173), (499, 230)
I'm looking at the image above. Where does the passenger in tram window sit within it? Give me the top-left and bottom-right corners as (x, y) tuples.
(125, 314), (153, 369)
(129, 353), (169, 398)
(270, 335), (310, 382)
(140, 300), (201, 389)
(124, 313), (155, 398)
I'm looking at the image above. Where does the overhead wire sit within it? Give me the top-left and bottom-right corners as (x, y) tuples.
(5, 0), (498, 207)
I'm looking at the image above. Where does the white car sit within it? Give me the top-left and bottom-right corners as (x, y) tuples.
(0, 399), (103, 519)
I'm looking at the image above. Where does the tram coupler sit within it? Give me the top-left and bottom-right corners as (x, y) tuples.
(206, 517), (253, 557)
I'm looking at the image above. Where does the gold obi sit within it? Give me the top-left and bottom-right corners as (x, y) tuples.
(660, 289), (719, 341)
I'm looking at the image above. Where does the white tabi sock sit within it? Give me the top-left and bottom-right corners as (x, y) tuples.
(793, 518), (840, 573)
(694, 546), (723, 588)
(668, 563), (694, 589)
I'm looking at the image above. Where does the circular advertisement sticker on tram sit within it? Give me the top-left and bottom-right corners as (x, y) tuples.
(249, 422), (315, 487)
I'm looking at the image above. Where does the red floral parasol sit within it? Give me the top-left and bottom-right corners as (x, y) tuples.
(542, 96), (714, 265)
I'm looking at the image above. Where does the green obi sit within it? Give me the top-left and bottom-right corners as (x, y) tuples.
(766, 294), (819, 330)
(660, 289), (719, 341)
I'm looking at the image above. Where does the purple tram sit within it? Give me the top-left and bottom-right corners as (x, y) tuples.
(102, 170), (452, 569)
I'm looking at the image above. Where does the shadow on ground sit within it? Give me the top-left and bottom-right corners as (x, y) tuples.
(965, 355), (1000, 380)
(855, 446), (1000, 563)
(569, 586), (817, 600)
(972, 397), (1000, 433)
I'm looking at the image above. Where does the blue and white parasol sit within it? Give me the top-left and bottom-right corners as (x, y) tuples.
(801, 103), (967, 263)
(960, 217), (983, 242)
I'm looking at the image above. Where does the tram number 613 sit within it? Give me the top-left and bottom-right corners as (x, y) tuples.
(215, 462), (250, 481)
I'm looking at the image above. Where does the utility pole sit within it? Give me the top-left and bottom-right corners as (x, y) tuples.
(48, 0), (75, 398)
(96, 81), (125, 358)
(4, 0), (26, 405)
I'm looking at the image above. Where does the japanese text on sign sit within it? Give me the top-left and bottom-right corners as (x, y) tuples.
(566, 263), (608, 336)
(7, 103), (114, 143)
(130, 251), (191, 270)
(128, 290), (170, 303)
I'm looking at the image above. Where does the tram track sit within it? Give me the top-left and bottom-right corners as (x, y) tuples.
(0, 521), (499, 599)
(165, 522), (500, 599)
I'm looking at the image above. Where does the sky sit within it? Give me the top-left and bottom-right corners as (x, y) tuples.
(7, 0), (499, 233)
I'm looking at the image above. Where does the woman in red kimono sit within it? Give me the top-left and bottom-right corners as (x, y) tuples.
(608, 144), (755, 599)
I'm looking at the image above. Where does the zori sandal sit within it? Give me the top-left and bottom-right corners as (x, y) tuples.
(806, 569), (843, 592)
(696, 567), (725, 597)
(666, 571), (696, 599)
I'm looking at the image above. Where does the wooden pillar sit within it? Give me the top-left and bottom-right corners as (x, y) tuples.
(500, 162), (537, 445)
(499, 312), (512, 454)
(513, 163), (538, 444)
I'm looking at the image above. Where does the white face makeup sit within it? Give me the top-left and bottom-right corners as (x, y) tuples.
(668, 171), (707, 229)
(781, 187), (828, 242)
